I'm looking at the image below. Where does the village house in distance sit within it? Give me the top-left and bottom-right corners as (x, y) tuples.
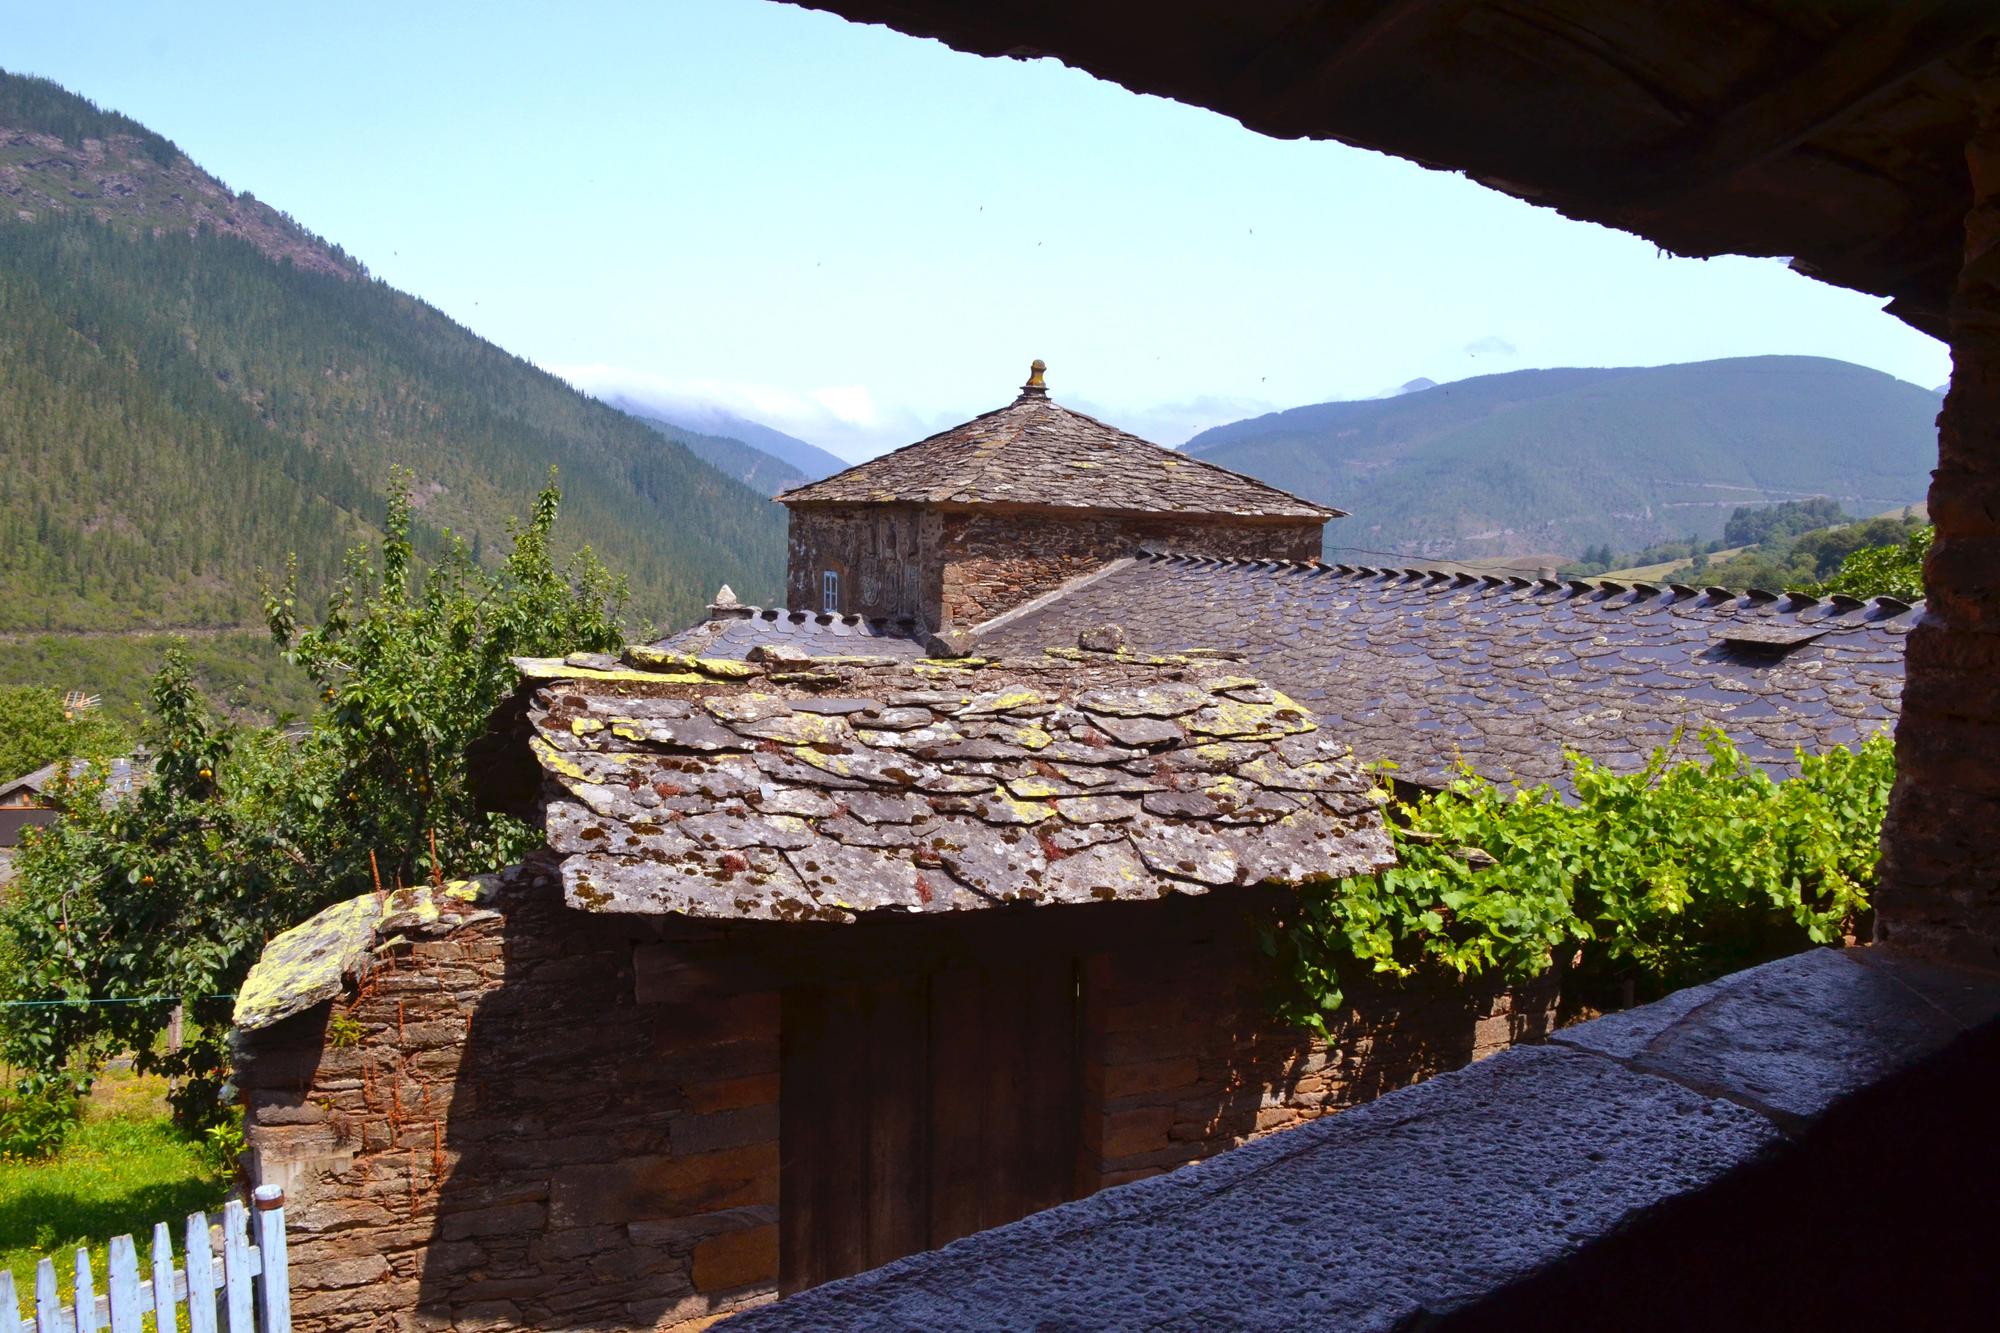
(231, 363), (1912, 1332)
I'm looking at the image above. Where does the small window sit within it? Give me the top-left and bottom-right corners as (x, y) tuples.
(821, 570), (839, 614)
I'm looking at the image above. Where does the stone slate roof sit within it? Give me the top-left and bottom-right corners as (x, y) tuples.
(970, 553), (1914, 790)
(654, 604), (927, 661)
(776, 386), (1337, 521)
(511, 646), (1393, 924)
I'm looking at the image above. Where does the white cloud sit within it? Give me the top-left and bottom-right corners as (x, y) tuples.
(1070, 394), (1279, 447)
(551, 364), (948, 459)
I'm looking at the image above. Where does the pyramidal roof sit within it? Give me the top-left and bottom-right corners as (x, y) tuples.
(776, 362), (1340, 521)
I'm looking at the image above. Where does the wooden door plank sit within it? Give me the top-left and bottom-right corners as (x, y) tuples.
(1019, 957), (1083, 1217)
(978, 962), (1034, 1233)
(779, 984), (827, 1296)
(926, 967), (987, 1248)
(863, 977), (929, 1272)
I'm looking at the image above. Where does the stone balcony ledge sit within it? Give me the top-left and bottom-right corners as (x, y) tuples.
(729, 946), (2000, 1331)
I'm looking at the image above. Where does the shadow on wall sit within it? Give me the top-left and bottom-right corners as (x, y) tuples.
(1079, 917), (1560, 1188)
(240, 877), (1564, 1333)
(410, 891), (782, 1331)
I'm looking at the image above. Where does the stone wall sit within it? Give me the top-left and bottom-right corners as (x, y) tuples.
(1078, 916), (1556, 1188)
(783, 505), (938, 622)
(237, 874), (1553, 1333)
(784, 502), (1322, 630)
(937, 512), (1323, 629)
(1878, 52), (2000, 968)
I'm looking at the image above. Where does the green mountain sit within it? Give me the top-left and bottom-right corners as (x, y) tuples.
(1183, 357), (1940, 562)
(0, 69), (785, 643)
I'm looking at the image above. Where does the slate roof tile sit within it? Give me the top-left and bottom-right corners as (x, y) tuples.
(775, 382), (1335, 520)
(512, 647), (1394, 923)
(969, 553), (1912, 791)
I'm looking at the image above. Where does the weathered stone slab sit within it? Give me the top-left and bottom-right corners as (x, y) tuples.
(680, 812), (815, 852)
(1086, 713), (1185, 747)
(1073, 682), (1210, 718)
(547, 799), (699, 859)
(1130, 822), (1240, 886)
(1550, 947), (2000, 1125)
(1040, 839), (1152, 904)
(1054, 795), (1141, 824)
(842, 790), (932, 824)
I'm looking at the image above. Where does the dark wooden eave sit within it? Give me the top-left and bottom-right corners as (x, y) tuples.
(788, 1), (2000, 338)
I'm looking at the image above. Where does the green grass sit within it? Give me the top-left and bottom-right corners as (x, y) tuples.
(0, 1070), (230, 1307)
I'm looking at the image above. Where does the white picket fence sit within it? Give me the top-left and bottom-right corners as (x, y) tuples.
(0, 1187), (289, 1333)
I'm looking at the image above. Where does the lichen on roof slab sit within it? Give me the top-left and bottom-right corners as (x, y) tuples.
(518, 644), (1394, 924)
(232, 876), (505, 1031)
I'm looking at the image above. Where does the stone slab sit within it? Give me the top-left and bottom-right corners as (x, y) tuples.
(1549, 947), (2000, 1125)
(726, 1044), (1779, 1331)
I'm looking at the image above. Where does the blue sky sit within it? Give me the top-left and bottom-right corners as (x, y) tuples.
(7, 0), (1951, 459)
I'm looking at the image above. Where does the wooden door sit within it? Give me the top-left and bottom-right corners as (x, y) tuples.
(779, 959), (1081, 1294)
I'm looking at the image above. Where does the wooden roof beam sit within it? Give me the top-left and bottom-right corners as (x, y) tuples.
(1611, 0), (2000, 205)
(1219, 0), (1476, 129)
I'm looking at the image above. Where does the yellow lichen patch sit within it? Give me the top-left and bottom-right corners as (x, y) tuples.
(1007, 775), (1070, 799)
(1187, 690), (1317, 742)
(1202, 676), (1263, 694)
(1041, 646), (1193, 667)
(622, 645), (762, 679)
(964, 687), (1045, 714)
(440, 878), (490, 903)
(788, 745), (857, 778)
(1007, 725), (1053, 750)
(231, 892), (382, 1031)
(703, 693), (785, 723)
(531, 734), (588, 782)
(513, 657), (707, 685)
(996, 795), (1057, 824)
(1238, 754), (1336, 788)
(749, 711), (850, 746)
(570, 717), (606, 736)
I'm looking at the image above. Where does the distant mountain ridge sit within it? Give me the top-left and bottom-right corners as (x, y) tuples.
(608, 396), (848, 483)
(617, 407), (807, 497)
(0, 69), (785, 637)
(1183, 357), (1939, 561)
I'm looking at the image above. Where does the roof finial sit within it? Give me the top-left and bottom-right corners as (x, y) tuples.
(1020, 358), (1048, 399)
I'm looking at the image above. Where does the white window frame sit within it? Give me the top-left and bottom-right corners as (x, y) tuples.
(821, 569), (840, 614)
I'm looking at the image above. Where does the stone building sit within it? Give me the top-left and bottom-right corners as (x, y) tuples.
(774, 361), (1336, 629)
(232, 647), (1571, 1331)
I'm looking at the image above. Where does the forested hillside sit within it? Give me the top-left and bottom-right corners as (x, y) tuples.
(0, 70), (785, 641)
(1185, 357), (1939, 562)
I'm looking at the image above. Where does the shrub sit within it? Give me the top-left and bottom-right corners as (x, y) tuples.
(1264, 729), (1895, 1030)
(0, 1079), (84, 1161)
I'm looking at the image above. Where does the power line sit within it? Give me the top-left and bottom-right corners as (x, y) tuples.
(0, 994), (234, 1009)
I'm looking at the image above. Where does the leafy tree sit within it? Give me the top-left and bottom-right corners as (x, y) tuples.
(0, 473), (628, 1136)
(266, 467), (629, 893)
(1808, 525), (1931, 602)
(0, 685), (128, 782)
